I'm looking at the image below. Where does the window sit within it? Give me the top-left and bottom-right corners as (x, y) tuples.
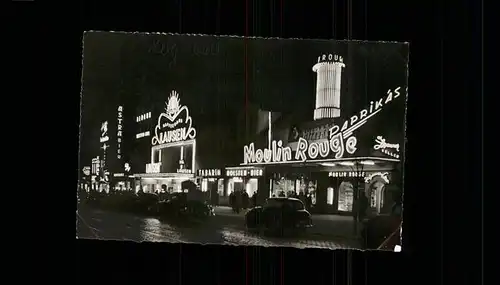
(217, 179), (224, 196)
(337, 181), (354, 212)
(327, 187), (334, 205)
(246, 178), (258, 196)
(201, 179), (208, 192)
(290, 200), (305, 210)
(227, 179), (234, 195)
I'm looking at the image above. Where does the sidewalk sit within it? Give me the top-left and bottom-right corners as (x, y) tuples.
(213, 206), (358, 240)
(309, 215), (357, 240)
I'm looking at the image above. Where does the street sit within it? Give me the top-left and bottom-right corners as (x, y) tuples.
(77, 206), (361, 249)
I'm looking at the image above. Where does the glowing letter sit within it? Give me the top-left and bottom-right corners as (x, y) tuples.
(308, 142), (319, 159)
(319, 141), (330, 157)
(255, 149), (264, 163)
(329, 133), (345, 159)
(295, 138), (308, 161)
(244, 143), (255, 164)
(394, 86), (401, 98)
(263, 149), (272, 162)
(346, 136), (358, 154)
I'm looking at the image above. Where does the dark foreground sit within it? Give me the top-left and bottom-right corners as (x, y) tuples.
(77, 205), (361, 249)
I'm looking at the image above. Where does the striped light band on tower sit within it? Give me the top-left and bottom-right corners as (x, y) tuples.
(312, 54), (346, 121)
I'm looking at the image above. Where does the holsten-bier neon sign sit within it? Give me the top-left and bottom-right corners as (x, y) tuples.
(243, 87), (403, 165)
(151, 90), (197, 146)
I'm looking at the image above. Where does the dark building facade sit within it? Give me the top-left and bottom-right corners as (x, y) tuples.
(226, 51), (407, 216)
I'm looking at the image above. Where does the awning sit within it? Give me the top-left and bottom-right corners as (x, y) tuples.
(135, 173), (195, 179)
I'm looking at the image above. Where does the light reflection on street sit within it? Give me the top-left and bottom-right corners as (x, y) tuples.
(77, 206), (356, 249)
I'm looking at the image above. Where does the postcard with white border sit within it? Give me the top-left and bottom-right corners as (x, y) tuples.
(77, 31), (408, 251)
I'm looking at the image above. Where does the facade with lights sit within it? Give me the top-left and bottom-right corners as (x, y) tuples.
(84, 104), (134, 193)
(129, 89), (263, 206)
(226, 53), (407, 215)
(132, 90), (199, 194)
(88, 48), (407, 215)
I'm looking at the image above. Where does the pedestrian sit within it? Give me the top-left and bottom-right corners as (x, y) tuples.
(242, 191), (249, 210)
(391, 191), (403, 217)
(299, 191), (306, 205)
(251, 191), (258, 207)
(305, 194), (312, 211)
(358, 192), (368, 222)
(234, 190), (242, 214)
(229, 192), (235, 212)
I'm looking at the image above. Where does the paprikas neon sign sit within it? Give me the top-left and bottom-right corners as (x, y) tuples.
(151, 90), (197, 146)
(242, 87), (404, 165)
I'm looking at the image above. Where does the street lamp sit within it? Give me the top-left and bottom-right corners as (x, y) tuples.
(349, 161), (365, 236)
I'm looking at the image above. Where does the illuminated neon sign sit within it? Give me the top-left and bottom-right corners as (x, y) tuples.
(82, 166), (91, 176)
(151, 90), (196, 146)
(91, 157), (100, 176)
(373, 136), (400, 159)
(244, 87), (403, 165)
(364, 172), (390, 184)
(177, 168), (193, 174)
(100, 121), (109, 143)
(124, 163), (131, 173)
(328, 171), (365, 178)
(198, 169), (222, 177)
(117, 106), (123, 159)
(226, 168), (263, 177)
(316, 53), (344, 64)
(146, 162), (161, 174)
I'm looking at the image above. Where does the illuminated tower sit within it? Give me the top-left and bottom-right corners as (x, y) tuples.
(312, 54), (346, 120)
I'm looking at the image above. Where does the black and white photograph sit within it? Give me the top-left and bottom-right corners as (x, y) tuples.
(77, 31), (409, 251)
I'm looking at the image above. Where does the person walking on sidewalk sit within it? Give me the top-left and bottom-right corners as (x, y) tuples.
(242, 191), (249, 210)
(358, 193), (369, 222)
(251, 191), (258, 207)
(234, 190), (242, 214)
(305, 194), (312, 212)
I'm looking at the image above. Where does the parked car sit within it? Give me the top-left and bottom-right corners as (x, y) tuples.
(131, 193), (160, 215)
(157, 193), (214, 221)
(245, 197), (313, 236)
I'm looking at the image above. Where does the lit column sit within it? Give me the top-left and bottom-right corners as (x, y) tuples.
(334, 62), (343, 109)
(312, 56), (346, 121)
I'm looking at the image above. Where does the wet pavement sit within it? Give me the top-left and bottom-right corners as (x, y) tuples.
(77, 206), (361, 249)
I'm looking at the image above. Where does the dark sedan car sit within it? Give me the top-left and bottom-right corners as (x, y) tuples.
(245, 197), (313, 236)
(156, 193), (214, 221)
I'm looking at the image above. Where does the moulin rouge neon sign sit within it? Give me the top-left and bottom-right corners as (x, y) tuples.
(151, 91), (197, 146)
(242, 87), (403, 165)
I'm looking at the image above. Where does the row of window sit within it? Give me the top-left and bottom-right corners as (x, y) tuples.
(136, 112), (152, 122)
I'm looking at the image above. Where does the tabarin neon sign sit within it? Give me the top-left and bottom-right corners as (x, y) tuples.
(151, 91), (196, 146)
(198, 169), (222, 177)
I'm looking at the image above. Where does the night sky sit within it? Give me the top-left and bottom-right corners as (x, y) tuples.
(80, 32), (409, 168)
